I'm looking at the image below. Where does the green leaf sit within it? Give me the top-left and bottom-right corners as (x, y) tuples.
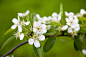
(38, 46), (44, 57)
(33, 45), (39, 57)
(46, 21), (62, 26)
(79, 34), (85, 44)
(3, 28), (13, 37)
(33, 45), (44, 57)
(0, 36), (15, 50)
(29, 13), (33, 26)
(43, 36), (56, 52)
(33, 13), (38, 21)
(60, 3), (63, 16)
(74, 34), (83, 50)
(79, 17), (86, 21)
(74, 41), (79, 51)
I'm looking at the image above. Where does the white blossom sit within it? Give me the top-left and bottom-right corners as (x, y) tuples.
(11, 18), (19, 29)
(82, 49), (86, 55)
(28, 34), (45, 48)
(58, 25), (68, 32)
(76, 9), (86, 17)
(65, 11), (74, 19)
(68, 25), (80, 36)
(52, 12), (62, 23)
(36, 14), (52, 23)
(18, 10), (29, 17)
(33, 21), (47, 34)
(21, 20), (30, 26)
(14, 31), (24, 40)
(66, 17), (79, 28)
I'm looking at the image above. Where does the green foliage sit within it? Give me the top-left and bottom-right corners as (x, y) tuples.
(60, 3), (63, 16)
(43, 36), (56, 52)
(74, 34), (85, 51)
(3, 28), (13, 37)
(33, 45), (43, 57)
(0, 36), (15, 50)
(46, 21), (62, 26)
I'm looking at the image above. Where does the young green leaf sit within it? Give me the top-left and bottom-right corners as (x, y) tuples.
(60, 3), (63, 16)
(0, 36), (15, 50)
(46, 21), (62, 26)
(3, 28), (13, 37)
(74, 34), (83, 50)
(33, 45), (44, 57)
(74, 41), (79, 51)
(43, 36), (56, 52)
(38, 46), (44, 57)
(33, 45), (39, 57)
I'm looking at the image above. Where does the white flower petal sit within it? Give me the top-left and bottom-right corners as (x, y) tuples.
(61, 25), (68, 30)
(18, 13), (24, 17)
(82, 49), (86, 55)
(20, 33), (24, 40)
(74, 24), (80, 31)
(12, 18), (18, 24)
(40, 29), (47, 34)
(33, 28), (37, 32)
(33, 21), (41, 27)
(52, 12), (58, 17)
(34, 40), (40, 48)
(66, 18), (69, 23)
(40, 24), (46, 29)
(38, 35), (45, 41)
(58, 12), (62, 21)
(80, 9), (86, 15)
(25, 10), (29, 15)
(68, 27), (73, 33)
(11, 25), (17, 29)
(28, 38), (34, 45)
(25, 21), (30, 25)
(18, 25), (22, 32)
(65, 11), (69, 16)
(36, 14), (40, 19)
(73, 19), (78, 24)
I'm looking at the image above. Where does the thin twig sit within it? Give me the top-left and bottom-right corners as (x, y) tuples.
(2, 41), (28, 57)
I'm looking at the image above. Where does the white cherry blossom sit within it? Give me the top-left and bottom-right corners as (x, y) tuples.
(58, 25), (68, 32)
(21, 20), (30, 26)
(65, 11), (74, 19)
(66, 17), (79, 28)
(33, 21), (47, 34)
(68, 25), (80, 36)
(76, 9), (86, 17)
(36, 14), (52, 23)
(18, 10), (29, 17)
(52, 12), (62, 23)
(11, 18), (19, 29)
(14, 31), (24, 40)
(28, 34), (45, 48)
(11, 16), (22, 32)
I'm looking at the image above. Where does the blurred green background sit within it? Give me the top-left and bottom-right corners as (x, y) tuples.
(0, 0), (86, 57)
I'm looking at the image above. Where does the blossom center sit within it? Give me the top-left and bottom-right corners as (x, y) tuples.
(37, 27), (40, 30)
(70, 21), (73, 24)
(21, 21), (25, 26)
(33, 35), (37, 39)
(72, 31), (76, 35)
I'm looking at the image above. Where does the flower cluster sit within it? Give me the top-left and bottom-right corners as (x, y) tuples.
(65, 12), (80, 37)
(11, 10), (30, 40)
(11, 9), (86, 48)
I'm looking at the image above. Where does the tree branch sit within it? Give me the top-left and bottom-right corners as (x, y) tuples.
(2, 41), (28, 57)
(2, 34), (71, 57)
